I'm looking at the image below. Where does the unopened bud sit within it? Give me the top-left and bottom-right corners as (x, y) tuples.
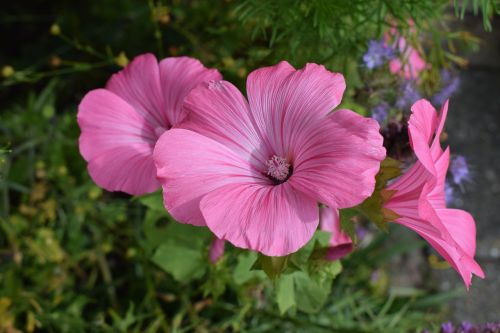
(115, 52), (129, 68)
(1, 65), (14, 78)
(50, 24), (61, 36)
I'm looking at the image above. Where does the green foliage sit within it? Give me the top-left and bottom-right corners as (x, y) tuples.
(1, 0), (495, 331)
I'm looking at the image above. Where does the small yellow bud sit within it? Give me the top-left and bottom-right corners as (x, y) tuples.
(50, 24), (61, 36)
(115, 52), (129, 68)
(1, 65), (14, 78)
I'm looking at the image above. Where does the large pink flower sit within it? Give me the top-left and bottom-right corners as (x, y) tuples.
(320, 207), (353, 261)
(384, 99), (484, 288)
(77, 54), (221, 195)
(154, 61), (386, 256)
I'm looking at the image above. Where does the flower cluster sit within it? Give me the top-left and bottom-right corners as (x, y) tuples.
(78, 53), (483, 287)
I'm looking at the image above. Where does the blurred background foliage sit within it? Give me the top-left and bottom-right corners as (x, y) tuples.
(0, 0), (498, 332)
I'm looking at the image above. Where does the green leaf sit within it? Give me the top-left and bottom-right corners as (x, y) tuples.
(289, 230), (331, 270)
(292, 271), (327, 314)
(151, 241), (206, 282)
(276, 274), (295, 314)
(149, 222), (211, 282)
(233, 252), (266, 285)
(339, 208), (358, 242)
(255, 254), (288, 280)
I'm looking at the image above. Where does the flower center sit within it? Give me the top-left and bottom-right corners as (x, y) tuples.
(266, 155), (291, 184)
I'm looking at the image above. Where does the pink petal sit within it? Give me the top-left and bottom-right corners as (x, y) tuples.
(246, 61), (346, 156)
(153, 129), (267, 226)
(78, 89), (159, 194)
(159, 57), (221, 126)
(106, 53), (167, 129)
(289, 109), (386, 208)
(319, 207), (353, 261)
(182, 80), (268, 167)
(408, 99), (438, 177)
(200, 182), (319, 256)
(209, 237), (225, 263)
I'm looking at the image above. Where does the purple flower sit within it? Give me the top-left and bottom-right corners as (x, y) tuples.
(363, 39), (395, 69)
(459, 321), (473, 333)
(441, 322), (454, 333)
(445, 181), (454, 205)
(450, 155), (471, 185)
(432, 70), (460, 106)
(371, 103), (389, 124)
(396, 81), (421, 109)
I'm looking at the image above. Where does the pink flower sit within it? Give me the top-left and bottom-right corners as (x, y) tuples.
(320, 207), (353, 261)
(385, 25), (427, 80)
(389, 36), (427, 80)
(384, 99), (484, 288)
(154, 61), (386, 256)
(209, 237), (225, 263)
(77, 54), (221, 195)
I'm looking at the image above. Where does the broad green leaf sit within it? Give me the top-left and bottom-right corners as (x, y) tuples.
(289, 231), (331, 270)
(292, 271), (327, 314)
(151, 241), (206, 282)
(276, 274), (295, 314)
(255, 254), (288, 280)
(233, 252), (266, 285)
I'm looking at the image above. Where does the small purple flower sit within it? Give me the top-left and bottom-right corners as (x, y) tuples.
(432, 70), (460, 106)
(483, 322), (500, 332)
(459, 321), (473, 333)
(370, 270), (381, 283)
(450, 155), (471, 185)
(363, 39), (395, 69)
(445, 181), (454, 205)
(371, 102), (389, 124)
(396, 81), (421, 109)
(441, 322), (454, 333)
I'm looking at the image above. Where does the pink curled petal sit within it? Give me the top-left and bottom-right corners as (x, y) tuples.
(77, 89), (159, 195)
(408, 99), (438, 176)
(200, 183), (319, 257)
(106, 53), (167, 129)
(434, 99), (449, 144)
(182, 80), (268, 167)
(153, 129), (267, 226)
(290, 109), (386, 208)
(159, 57), (221, 126)
(209, 237), (225, 263)
(320, 207), (353, 261)
(246, 61), (346, 156)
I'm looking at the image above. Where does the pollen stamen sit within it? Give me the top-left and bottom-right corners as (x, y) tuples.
(266, 155), (290, 182)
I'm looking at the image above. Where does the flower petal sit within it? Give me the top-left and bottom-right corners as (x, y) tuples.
(77, 89), (159, 194)
(320, 207), (353, 261)
(246, 61), (346, 156)
(200, 183), (319, 256)
(408, 99), (438, 176)
(159, 57), (221, 126)
(153, 129), (267, 226)
(106, 53), (167, 129)
(289, 109), (385, 208)
(182, 80), (268, 167)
